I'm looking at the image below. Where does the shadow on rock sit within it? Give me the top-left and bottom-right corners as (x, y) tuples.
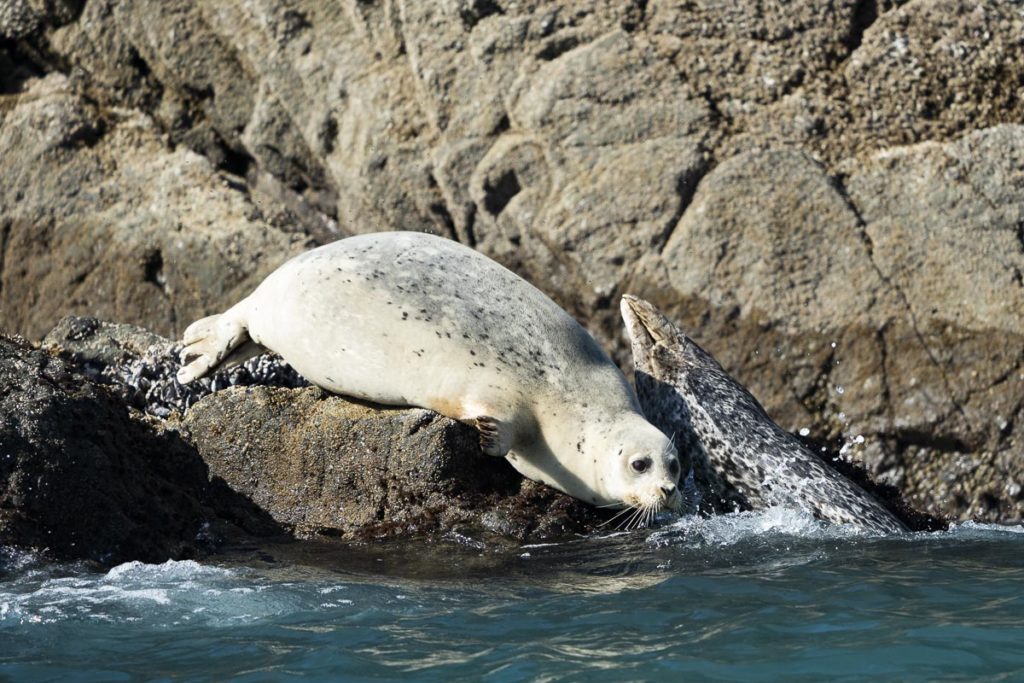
(0, 334), (287, 566)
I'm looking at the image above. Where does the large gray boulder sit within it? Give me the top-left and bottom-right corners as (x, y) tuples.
(180, 386), (598, 542)
(0, 75), (307, 341)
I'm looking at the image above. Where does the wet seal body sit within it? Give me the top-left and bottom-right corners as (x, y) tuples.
(620, 295), (907, 534)
(178, 232), (681, 520)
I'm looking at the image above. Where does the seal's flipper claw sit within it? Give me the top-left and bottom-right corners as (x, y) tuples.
(218, 339), (265, 371)
(176, 309), (253, 384)
(475, 415), (510, 457)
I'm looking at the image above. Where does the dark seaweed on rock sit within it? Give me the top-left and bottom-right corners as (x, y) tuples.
(44, 316), (307, 418)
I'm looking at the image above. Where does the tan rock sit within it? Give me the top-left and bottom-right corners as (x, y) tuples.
(0, 75), (305, 340)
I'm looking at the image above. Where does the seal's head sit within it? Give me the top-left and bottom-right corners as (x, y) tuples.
(619, 294), (700, 376)
(593, 418), (684, 525)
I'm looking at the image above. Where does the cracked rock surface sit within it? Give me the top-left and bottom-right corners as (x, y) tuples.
(179, 385), (598, 543)
(2, 0), (1023, 523)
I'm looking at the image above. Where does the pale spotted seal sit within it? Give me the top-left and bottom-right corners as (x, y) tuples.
(620, 295), (907, 534)
(177, 232), (682, 523)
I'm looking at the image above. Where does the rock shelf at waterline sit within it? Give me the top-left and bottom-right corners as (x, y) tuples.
(1, 321), (605, 565)
(0, 313), (998, 566)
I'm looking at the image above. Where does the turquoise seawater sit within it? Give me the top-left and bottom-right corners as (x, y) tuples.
(2, 510), (1023, 682)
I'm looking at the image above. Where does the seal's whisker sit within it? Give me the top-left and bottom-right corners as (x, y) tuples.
(639, 505), (653, 530)
(621, 509), (633, 531)
(621, 509), (636, 531)
(642, 505), (653, 528)
(618, 506), (642, 531)
(598, 506), (635, 528)
(625, 507), (646, 531)
(630, 510), (643, 531)
(597, 514), (623, 529)
(662, 433), (677, 457)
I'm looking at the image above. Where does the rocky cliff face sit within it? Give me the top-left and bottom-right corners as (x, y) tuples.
(2, 0), (1022, 523)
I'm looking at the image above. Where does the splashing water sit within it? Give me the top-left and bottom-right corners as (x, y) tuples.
(2, 513), (1023, 682)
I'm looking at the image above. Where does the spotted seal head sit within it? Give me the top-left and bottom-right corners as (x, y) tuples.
(620, 294), (907, 534)
(175, 232), (682, 521)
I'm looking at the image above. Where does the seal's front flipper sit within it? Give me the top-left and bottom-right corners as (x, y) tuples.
(176, 308), (256, 384)
(218, 339), (265, 371)
(475, 415), (512, 457)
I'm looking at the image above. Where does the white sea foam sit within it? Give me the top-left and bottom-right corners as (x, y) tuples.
(0, 559), (237, 626)
(647, 507), (873, 549)
(646, 508), (1024, 556)
(0, 556), (375, 629)
(942, 520), (1024, 537)
(104, 558), (234, 583)
(3, 517), (1022, 630)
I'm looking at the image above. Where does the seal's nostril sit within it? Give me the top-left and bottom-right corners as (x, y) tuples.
(661, 485), (677, 497)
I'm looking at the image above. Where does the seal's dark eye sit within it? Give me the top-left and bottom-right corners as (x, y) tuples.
(669, 459), (680, 477)
(631, 458), (651, 473)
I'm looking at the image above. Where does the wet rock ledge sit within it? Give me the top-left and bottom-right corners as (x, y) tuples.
(0, 319), (600, 566)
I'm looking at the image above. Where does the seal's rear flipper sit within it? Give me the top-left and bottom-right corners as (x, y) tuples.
(474, 415), (512, 457)
(176, 310), (257, 383)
